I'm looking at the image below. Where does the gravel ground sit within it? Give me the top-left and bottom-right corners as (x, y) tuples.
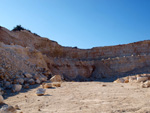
(2, 82), (150, 113)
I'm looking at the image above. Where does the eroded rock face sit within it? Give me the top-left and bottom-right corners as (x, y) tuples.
(0, 26), (150, 82)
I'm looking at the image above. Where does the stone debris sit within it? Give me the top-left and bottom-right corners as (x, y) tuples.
(114, 74), (150, 88)
(36, 88), (46, 96)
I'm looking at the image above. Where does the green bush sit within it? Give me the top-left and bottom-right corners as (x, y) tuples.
(12, 25), (25, 31)
(12, 25), (40, 37)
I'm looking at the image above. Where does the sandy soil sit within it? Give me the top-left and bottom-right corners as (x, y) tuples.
(2, 82), (150, 113)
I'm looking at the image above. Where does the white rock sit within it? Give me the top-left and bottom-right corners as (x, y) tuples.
(0, 95), (4, 104)
(36, 88), (46, 96)
(129, 76), (137, 83)
(137, 76), (148, 83)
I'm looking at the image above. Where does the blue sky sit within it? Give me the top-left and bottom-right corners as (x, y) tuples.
(0, 0), (150, 49)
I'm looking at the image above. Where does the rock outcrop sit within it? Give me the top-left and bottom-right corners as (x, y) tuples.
(0, 26), (150, 83)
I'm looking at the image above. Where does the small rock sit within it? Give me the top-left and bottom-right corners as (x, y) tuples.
(129, 76), (137, 83)
(113, 78), (125, 83)
(42, 83), (52, 88)
(144, 80), (150, 87)
(40, 74), (47, 82)
(24, 84), (29, 89)
(24, 73), (33, 78)
(5, 81), (12, 89)
(50, 75), (62, 82)
(12, 84), (22, 92)
(36, 88), (46, 96)
(35, 79), (41, 84)
(0, 105), (17, 113)
(52, 82), (61, 87)
(17, 78), (24, 85)
(28, 79), (35, 85)
(0, 87), (4, 95)
(14, 105), (20, 110)
(124, 79), (129, 83)
(15, 75), (20, 79)
(102, 84), (106, 87)
(0, 95), (4, 104)
(141, 80), (150, 88)
(141, 83), (148, 88)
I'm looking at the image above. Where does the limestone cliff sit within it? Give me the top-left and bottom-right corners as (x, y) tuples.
(0, 26), (150, 81)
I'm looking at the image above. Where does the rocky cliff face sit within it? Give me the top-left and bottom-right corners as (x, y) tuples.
(0, 26), (150, 81)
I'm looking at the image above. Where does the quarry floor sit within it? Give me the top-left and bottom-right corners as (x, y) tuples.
(3, 82), (150, 113)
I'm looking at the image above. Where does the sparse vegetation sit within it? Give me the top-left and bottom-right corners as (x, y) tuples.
(12, 25), (40, 37)
(12, 25), (25, 31)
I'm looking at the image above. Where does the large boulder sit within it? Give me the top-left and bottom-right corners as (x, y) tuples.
(50, 75), (62, 82)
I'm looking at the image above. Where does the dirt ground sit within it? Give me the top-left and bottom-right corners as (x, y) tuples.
(2, 82), (150, 113)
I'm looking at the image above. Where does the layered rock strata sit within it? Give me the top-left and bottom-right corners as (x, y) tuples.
(0, 26), (150, 82)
